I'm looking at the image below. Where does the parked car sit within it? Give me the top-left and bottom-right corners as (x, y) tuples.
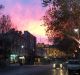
(67, 60), (80, 75)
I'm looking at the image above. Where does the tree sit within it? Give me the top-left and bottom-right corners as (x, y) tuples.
(0, 33), (11, 58)
(0, 5), (4, 9)
(0, 15), (12, 33)
(0, 4), (12, 33)
(42, 0), (80, 45)
(41, 0), (80, 58)
(54, 35), (78, 51)
(0, 29), (20, 63)
(0, 4), (14, 64)
(0, 5), (12, 58)
(0, 4), (4, 16)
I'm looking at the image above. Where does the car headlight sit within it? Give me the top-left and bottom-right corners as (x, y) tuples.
(60, 64), (63, 68)
(53, 64), (56, 68)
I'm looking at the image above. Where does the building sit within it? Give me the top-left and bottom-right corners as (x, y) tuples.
(35, 43), (46, 64)
(5, 29), (36, 65)
(36, 43), (45, 57)
(44, 45), (66, 59)
(23, 31), (36, 64)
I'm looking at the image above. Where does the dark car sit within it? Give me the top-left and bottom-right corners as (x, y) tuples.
(67, 60), (80, 75)
(52, 60), (64, 69)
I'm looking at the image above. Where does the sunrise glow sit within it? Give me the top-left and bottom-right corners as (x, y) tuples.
(0, 0), (49, 44)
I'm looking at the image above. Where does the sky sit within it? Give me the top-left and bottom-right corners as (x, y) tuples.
(0, 0), (50, 44)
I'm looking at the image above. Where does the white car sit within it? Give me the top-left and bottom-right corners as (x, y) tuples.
(67, 60), (80, 75)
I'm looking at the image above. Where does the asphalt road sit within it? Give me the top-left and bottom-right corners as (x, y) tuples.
(0, 65), (68, 75)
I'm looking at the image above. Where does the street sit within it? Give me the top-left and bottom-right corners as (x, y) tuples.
(0, 65), (68, 75)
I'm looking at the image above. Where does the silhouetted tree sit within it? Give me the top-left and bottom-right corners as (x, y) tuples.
(0, 15), (12, 33)
(54, 35), (78, 51)
(41, 0), (80, 58)
(42, 0), (80, 45)
(0, 4), (14, 64)
(0, 4), (4, 9)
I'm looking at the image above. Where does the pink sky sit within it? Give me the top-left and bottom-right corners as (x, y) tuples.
(0, 0), (50, 44)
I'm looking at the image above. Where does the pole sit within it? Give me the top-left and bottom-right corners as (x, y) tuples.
(77, 29), (80, 48)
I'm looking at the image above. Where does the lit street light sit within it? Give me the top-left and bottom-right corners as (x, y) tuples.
(74, 28), (80, 58)
(21, 45), (24, 49)
(74, 28), (79, 39)
(19, 45), (24, 56)
(74, 29), (79, 33)
(74, 28), (80, 47)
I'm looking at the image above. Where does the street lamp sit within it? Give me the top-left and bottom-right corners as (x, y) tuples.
(19, 45), (24, 55)
(74, 28), (80, 58)
(74, 28), (80, 47)
(74, 28), (79, 39)
(21, 45), (24, 49)
(74, 29), (79, 33)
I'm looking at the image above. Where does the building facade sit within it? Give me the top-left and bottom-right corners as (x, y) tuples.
(6, 29), (36, 64)
(23, 31), (36, 64)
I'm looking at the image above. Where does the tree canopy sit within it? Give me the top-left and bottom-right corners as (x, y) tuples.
(42, 0), (80, 45)
(0, 15), (12, 33)
(0, 4), (13, 59)
(0, 5), (12, 33)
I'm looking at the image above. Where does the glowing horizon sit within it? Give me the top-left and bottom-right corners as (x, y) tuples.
(0, 0), (50, 44)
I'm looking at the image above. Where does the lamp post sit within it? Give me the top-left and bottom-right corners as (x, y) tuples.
(74, 28), (80, 58)
(74, 28), (80, 48)
(19, 45), (25, 65)
(19, 45), (24, 56)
